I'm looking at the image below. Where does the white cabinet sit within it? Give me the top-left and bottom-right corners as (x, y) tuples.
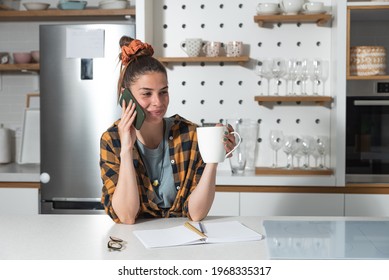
(0, 188), (39, 215)
(345, 194), (389, 217)
(240, 193), (344, 216)
(208, 192), (239, 216)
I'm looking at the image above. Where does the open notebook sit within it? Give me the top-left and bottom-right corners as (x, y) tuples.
(133, 220), (264, 249)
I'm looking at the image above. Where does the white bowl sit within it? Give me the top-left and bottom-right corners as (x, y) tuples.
(99, 0), (128, 9)
(23, 2), (50, 10)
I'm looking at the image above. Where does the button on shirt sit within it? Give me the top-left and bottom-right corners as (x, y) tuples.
(100, 114), (205, 223)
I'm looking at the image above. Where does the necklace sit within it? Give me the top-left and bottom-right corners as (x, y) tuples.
(137, 120), (166, 188)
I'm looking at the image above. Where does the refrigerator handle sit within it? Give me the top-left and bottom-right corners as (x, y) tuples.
(81, 59), (93, 80)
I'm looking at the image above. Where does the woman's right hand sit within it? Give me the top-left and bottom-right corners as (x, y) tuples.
(118, 99), (138, 154)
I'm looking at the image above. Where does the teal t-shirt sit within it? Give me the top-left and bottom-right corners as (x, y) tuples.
(136, 118), (176, 208)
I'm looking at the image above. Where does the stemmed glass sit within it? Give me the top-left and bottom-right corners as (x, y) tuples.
(271, 58), (286, 96)
(282, 135), (299, 169)
(297, 59), (310, 95)
(320, 60), (329, 95)
(269, 130), (284, 168)
(310, 59), (322, 95)
(256, 59), (273, 96)
(294, 138), (304, 168)
(300, 135), (314, 169)
(285, 59), (298, 95)
(316, 135), (329, 168)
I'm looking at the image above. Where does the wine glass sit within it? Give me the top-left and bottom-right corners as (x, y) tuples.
(285, 59), (298, 95)
(300, 135), (314, 169)
(269, 130), (284, 168)
(294, 137), (304, 168)
(310, 139), (320, 168)
(310, 59), (322, 95)
(256, 59), (273, 96)
(320, 60), (329, 95)
(316, 135), (329, 168)
(282, 135), (299, 169)
(271, 58), (286, 96)
(297, 59), (310, 95)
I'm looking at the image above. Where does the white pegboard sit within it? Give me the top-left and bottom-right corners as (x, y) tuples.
(150, 0), (334, 169)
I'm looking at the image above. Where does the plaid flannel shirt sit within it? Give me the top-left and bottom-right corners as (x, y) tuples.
(100, 114), (205, 223)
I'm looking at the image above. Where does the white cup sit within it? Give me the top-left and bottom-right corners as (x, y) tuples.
(225, 41), (243, 57)
(256, 3), (280, 15)
(202, 41), (221, 57)
(302, 2), (324, 13)
(280, 0), (305, 15)
(180, 38), (202, 57)
(197, 126), (242, 163)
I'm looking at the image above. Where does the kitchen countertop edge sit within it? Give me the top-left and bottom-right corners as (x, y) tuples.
(0, 163), (40, 182)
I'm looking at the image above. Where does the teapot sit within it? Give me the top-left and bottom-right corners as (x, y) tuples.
(279, 0), (305, 15)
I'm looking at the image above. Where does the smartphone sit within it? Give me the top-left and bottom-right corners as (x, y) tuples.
(119, 88), (146, 130)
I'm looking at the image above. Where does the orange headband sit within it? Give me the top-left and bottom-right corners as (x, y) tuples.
(121, 39), (154, 66)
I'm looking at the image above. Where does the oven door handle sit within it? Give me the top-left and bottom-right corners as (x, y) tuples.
(354, 100), (389, 106)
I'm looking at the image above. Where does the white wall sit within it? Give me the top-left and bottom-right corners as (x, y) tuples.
(2, 0), (342, 179)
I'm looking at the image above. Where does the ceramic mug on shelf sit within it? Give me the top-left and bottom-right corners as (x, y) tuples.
(202, 41), (222, 57)
(196, 126), (242, 163)
(224, 41), (243, 57)
(302, 2), (324, 13)
(279, 0), (304, 15)
(256, 3), (280, 15)
(180, 38), (202, 57)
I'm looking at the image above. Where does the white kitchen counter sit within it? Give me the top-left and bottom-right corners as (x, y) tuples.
(0, 164), (336, 186)
(0, 163), (40, 182)
(1, 215), (389, 260)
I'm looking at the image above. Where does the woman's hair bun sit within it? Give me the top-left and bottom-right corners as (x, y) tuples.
(119, 36), (154, 66)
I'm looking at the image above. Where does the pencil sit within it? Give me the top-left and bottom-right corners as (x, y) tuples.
(184, 222), (207, 238)
(199, 222), (206, 234)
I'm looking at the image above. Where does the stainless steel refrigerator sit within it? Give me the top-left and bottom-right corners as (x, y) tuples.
(40, 24), (135, 214)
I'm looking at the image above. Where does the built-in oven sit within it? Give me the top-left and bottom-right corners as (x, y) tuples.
(346, 92), (389, 183)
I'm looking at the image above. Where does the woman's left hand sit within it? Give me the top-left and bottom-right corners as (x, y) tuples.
(223, 124), (237, 158)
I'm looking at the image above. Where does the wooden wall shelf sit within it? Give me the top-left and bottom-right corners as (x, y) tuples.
(347, 75), (389, 80)
(158, 56), (250, 66)
(0, 8), (135, 21)
(0, 64), (39, 72)
(255, 167), (333, 176)
(254, 14), (332, 27)
(254, 95), (333, 106)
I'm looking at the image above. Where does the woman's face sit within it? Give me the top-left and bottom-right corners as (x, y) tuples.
(129, 72), (169, 124)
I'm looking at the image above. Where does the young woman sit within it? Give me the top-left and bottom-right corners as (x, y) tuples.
(100, 37), (237, 224)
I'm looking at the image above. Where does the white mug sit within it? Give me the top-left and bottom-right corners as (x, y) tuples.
(180, 38), (202, 57)
(302, 2), (324, 12)
(225, 41), (243, 57)
(202, 41), (221, 57)
(279, 0), (304, 15)
(197, 126), (242, 163)
(256, 3), (280, 15)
